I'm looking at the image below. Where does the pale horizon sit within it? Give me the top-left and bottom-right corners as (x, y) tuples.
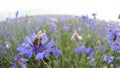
(0, 0), (120, 21)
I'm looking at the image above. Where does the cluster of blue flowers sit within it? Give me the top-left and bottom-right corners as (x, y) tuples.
(13, 30), (61, 68)
(1, 14), (120, 68)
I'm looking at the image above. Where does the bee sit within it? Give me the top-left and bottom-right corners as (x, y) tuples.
(113, 34), (117, 41)
(33, 31), (43, 45)
(33, 30), (46, 45)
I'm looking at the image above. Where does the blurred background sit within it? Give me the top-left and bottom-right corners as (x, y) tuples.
(0, 0), (119, 21)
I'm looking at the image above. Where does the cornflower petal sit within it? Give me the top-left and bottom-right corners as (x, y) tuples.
(20, 63), (26, 68)
(52, 49), (61, 56)
(23, 36), (32, 45)
(117, 66), (120, 68)
(45, 37), (55, 49)
(35, 52), (45, 60)
(12, 64), (17, 68)
(100, 45), (105, 51)
(41, 34), (48, 45)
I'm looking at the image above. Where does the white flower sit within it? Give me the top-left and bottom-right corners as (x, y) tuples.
(71, 31), (82, 40)
(5, 41), (10, 49)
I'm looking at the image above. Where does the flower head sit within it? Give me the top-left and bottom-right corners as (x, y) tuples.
(12, 55), (28, 68)
(16, 30), (60, 60)
(99, 45), (105, 51)
(103, 55), (114, 64)
(74, 45), (86, 53)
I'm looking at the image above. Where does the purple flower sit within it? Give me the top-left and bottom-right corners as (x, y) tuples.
(2, 30), (10, 35)
(16, 11), (19, 18)
(92, 13), (97, 17)
(63, 25), (69, 31)
(74, 46), (86, 53)
(81, 15), (88, 20)
(35, 51), (46, 60)
(99, 45), (105, 51)
(86, 47), (94, 59)
(91, 13), (97, 19)
(117, 66), (120, 68)
(109, 41), (118, 51)
(116, 31), (120, 37)
(16, 44), (33, 58)
(16, 30), (61, 60)
(106, 31), (114, 40)
(86, 47), (94, 54)
(103, 55), (114, 64)
(12, 55), (28, 68)
(106, 29), (119, 41)
(52, 48), (61, 56)
(49, 23), (57, 32)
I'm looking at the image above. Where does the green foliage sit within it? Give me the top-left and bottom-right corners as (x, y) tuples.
(0, 15), (119, 68)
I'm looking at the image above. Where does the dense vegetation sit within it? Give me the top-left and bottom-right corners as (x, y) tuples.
(0, 15), (120, 68)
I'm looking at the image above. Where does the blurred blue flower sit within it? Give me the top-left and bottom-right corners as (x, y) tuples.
(99, 45), (105, 51)
(103, 55), (114, 64)
(81, 15), (88, 20)
(12, 55), (28, 68)
(2, 30), (10, 35)
(73, 23), (82, 31)
(86, 47), (94, 59)
(52, 48), (61, 56)
(49, 23), (57, 32)
(92, 13), (97, 17)
(86, 47), (94, 54)
(15, 11), (19, 18)
(76, 41), (83, 47)
(116, 31), (120, 37)
(18, 26), (24, 29)
(109, 41), (118, 51)
(63, 25), (69, 31)
(106, 30), (114, 41)
(91, 13), (97, 19)
(74, 46), (86, 53)
(117, 66), (120, 68)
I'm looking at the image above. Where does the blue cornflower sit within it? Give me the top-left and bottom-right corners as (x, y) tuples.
(12, 55), (28, 68)
(106, 30), (114, 41)
(117, 66), (120, 68)
(15, 11), (19, 18)
(99, 45), (105, 51)
(91, 13), (97, 19)
(81, 15), (88, 20)
(16, 30), (61, 60)
(74, 45), (86, 53)
(92, 13), (97, 16)
(106, 29), (120, 41)
(116, 31), (120, 37)
(63, 25), (69, 31)
(103, 55), (114, 64)
(48, 23), (57, 32)
(109, 41), (118, 51)
(86, 47), (94, 59)
(2, 30), (10, 35)
(86, 47), (94, 54)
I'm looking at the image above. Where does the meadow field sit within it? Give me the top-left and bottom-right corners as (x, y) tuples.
(0, 15), (120, 68)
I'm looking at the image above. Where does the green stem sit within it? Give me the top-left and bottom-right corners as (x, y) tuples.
(0, 54), (12, 64)
(41, 58), (49, 68)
